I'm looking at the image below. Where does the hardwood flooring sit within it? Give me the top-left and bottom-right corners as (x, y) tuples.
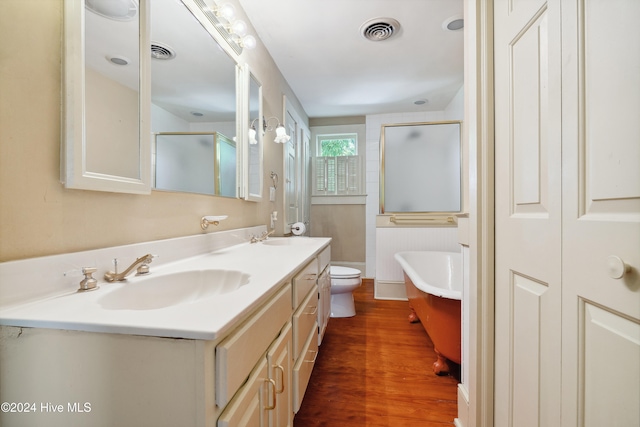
(294, 279), (459, 426)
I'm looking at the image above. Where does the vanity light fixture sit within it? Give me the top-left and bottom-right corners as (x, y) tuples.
(248, 122), (258, 145)
(250, 117), (291, 144)
(208, 1), (256, 50)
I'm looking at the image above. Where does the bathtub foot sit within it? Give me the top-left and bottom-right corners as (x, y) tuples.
(432, 349), (450, 376)
(408, 305), (420, 323)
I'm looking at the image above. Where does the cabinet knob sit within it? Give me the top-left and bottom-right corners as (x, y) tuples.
(606, 255), (631, 279)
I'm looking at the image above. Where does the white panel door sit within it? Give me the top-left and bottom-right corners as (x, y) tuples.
(561, 1), (640, 425)
(494, 0), (563, 426)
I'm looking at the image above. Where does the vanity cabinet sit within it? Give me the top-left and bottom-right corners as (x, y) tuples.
(0, 240), (332, 427)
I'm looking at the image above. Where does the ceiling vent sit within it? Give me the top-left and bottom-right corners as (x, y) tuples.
(151, 43), (176, 60)
(360, 18), (400, 42)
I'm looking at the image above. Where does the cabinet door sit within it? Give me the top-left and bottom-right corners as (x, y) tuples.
(292, 325), (319, 413)
(317, 267), (331, 345)
(217, 284), (292, 407)
(267, 323), (293, 427)
(218, 357), (269, 427)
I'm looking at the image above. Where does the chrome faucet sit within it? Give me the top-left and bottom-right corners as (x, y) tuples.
(104, 254), (155, 282)
(250, 230), (275, 243)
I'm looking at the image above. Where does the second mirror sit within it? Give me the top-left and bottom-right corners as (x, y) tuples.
(150, 0), (239, 197)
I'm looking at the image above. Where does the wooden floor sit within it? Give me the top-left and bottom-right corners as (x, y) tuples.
(294, 280), (459, 426)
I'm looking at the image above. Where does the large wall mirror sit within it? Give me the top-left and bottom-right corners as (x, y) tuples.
(151, 0), (239, 197)
(380, 121), (462, 213)
(61, 0), (243, 197)
(61, 0), (151, 194)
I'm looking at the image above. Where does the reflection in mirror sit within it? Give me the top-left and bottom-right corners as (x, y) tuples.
(245, 71), (263, 201)
(84, 0), (139, 178)
(62, 0), (151, 194)
(154, 132), (236, 196)
(380, 121), (462, 213)
(150, 0), (238, 197)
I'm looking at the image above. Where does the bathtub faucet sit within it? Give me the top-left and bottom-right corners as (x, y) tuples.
(104, 254), (156, 282)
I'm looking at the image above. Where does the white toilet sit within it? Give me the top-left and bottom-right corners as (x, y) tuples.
(329, 266), (362, 318)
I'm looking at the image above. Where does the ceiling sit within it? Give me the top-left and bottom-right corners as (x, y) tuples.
(237, 0), (464, 119)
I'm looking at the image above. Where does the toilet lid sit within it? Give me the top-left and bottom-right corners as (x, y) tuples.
(330, 266), (361, 279)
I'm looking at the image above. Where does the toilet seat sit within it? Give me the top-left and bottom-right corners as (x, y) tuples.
(330, 266), (361, 279)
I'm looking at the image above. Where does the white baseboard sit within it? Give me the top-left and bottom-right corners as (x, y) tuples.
(456, 384), (470, 427)
(374, 280), (408, 300)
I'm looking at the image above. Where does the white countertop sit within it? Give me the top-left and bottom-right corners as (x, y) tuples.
(0, 237), (330, 341)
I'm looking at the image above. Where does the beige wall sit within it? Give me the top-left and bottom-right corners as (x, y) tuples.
(0, 0), (307, 262)
(310, 205), (365, 262)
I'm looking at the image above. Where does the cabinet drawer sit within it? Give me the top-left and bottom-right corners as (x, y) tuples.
(218, 356), (268, 427)
(216, 284), (292, 407)
(292, 325), (319, 413)
(317, 245), (331, 275)
(292, 286), (318, 359)
(293, 259), (318, 308)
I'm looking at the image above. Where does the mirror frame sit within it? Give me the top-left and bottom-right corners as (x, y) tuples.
(243, 66), (264, 201)
(61, 0), (152, 194)
(235, 64), (245, 199)
(380, 120), (462, 214)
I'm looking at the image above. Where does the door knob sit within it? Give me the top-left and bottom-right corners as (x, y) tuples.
(606, 255), (631, 279)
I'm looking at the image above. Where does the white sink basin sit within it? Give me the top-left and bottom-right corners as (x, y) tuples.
(261, 238), (313, 246)
(98, 269), (250, 310)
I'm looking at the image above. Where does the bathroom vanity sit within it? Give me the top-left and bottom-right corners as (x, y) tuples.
(0, 227), (330, 427)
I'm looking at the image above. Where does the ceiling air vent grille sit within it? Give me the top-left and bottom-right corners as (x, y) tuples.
(360, 18), (400, 42)
(151, 43), (176, 60)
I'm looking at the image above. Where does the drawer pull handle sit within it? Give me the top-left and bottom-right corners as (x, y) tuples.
(275, 365), (285, 394)
(304, 274), (317, 280)
(305, 306), (318, 315)
(264, 378), (277, 410)
(305, 349), (318, 364)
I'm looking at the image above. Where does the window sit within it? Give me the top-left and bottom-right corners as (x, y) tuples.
(314, 133), (362, 195)
(317, 134), (357, 156)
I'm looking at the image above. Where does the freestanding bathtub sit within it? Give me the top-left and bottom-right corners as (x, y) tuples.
(394, 251), (462, 375)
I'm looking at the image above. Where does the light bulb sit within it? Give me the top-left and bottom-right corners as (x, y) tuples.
(229, 20), (247, 37)
(241, 35), (256, 50)
(215, 3), (235, 22)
